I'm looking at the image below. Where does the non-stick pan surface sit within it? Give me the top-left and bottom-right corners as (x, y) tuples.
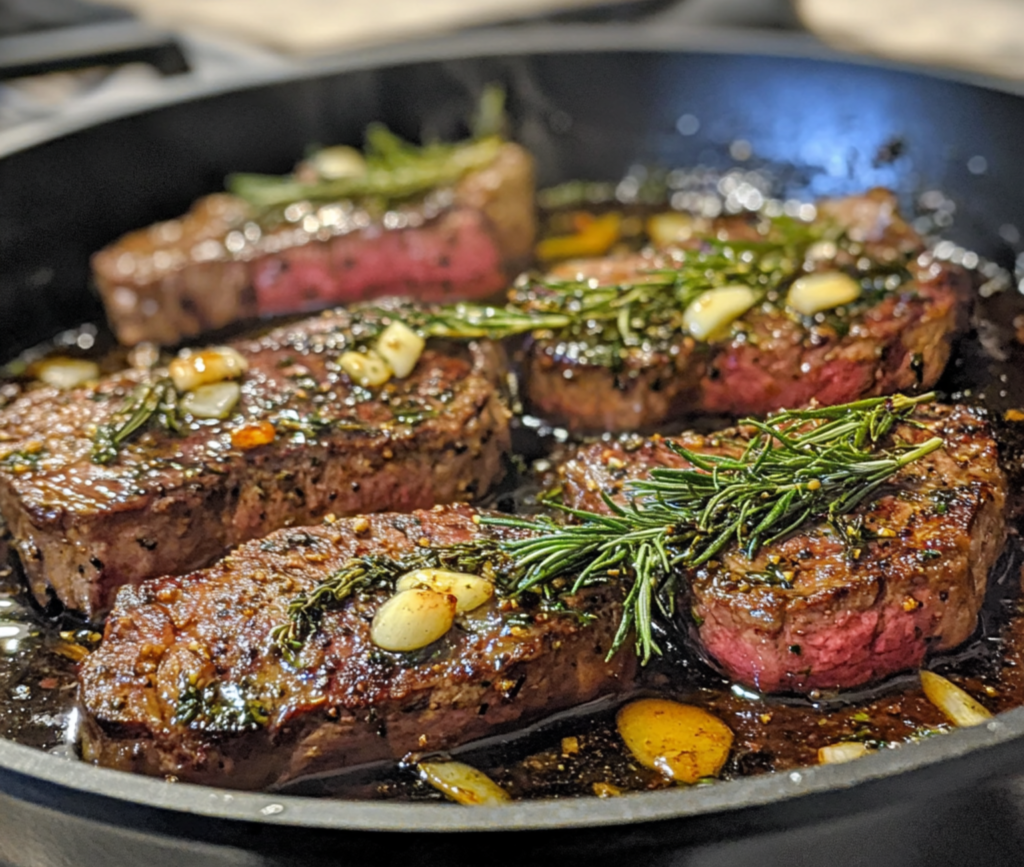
(4, 22), (1024, 866)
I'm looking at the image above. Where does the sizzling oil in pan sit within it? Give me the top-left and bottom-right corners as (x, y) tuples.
(3, 189), (1024, 802)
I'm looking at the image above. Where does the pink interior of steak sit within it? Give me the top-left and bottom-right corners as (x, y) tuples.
(91, 143), (535, 346)
(559, 404), (1007, 692)
(522, 189), (969, 434)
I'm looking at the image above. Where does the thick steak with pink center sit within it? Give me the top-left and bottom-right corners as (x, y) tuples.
(560, 403), (1007, 693)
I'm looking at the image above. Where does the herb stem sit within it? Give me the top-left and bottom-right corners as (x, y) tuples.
(273, 394), (945, 665)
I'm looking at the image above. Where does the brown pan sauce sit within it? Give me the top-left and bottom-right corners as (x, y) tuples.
(3, 194), (1024, 801)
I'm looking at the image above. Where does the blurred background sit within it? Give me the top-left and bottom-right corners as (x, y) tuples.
(2, 0), (1023, 143)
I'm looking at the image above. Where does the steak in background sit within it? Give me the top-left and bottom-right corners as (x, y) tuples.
(93, 143), (535, 346)
(560, 403), (1007, 693)
(79, 505), (634, 790)
(0, 307), (511, 618)
(523, 190), (970, 434)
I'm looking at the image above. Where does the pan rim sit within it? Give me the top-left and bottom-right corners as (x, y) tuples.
(4, 21), (1024, 831)
(1, 705), (1023, 830)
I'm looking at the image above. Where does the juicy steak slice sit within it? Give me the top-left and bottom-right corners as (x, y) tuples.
(78, 506), (635, 789)
(92, 143), (535, 346)
(522, 190), (969, 434)
(0, 309), (511, 618)
(560, 403), (1007, 693)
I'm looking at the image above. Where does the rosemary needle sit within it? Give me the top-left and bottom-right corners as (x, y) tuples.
(274, 393), (943, 664)
(91, 378), (181, 465)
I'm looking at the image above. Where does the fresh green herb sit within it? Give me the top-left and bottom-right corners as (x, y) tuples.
(173, 677), (269, 733)
(227, 87), (506, 211)
(486, 392), (942, 662)
(91, 378), (181, 465)
(384, 235), (908, 370)
(390, 404), (439, 426)
(271, 409), (374, 438)
(272, 541), (511, 652)
(0, 445), (46, 471)
(413, 240), (793, 355)
(273, 393), (943, 663)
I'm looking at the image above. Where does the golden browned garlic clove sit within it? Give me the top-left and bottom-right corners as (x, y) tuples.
(394, 568), (493, 613)
(616, 698), (733, 784)
(375, 321), (426, 379)
(169, 346), (248, 392)
(682, 285), (758, 341)
(920, 670), (993, 727)
(370, 589), (456, 652)
(338, 350), (393, 388)
(786, 271), (861, 316)
(180, 381), (242, 420)
(818, 742), (872, 764)
(32, 357), (100, 390)
(417, 761), (511, 805)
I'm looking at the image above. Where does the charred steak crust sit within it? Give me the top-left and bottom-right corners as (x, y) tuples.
(522, 190), (970, 434)
(560, 404), (1007, 693)
(92, 143), (536, 346)
(79, 505), (634, 789)
(0, 310), (511, 617)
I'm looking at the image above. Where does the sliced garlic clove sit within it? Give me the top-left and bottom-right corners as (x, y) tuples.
(311, 145), (367, 180)
(180, 381), (241, 420)
(646, 212), (696, 247)
(786, 271), (861, 316)
(33, 357), (100, 390)
(920, 670), (993, 727)
(818, 742), (871, 764)
(395, 568), (493, 613)
(682, 285), (758, 341)
(169, 346), (248, 392)
(370, 589), (456, 652)
(805, 239), (838, 263)
(616, 698), (733, 784)
(339, 350), (393, 388)
(417, 761), (511, 805)
(375, 321), (426, 379)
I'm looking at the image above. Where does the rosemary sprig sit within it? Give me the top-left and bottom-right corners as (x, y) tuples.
(413, 242), (782, 345)
(272, 393), (944, 663)
(486, 392), (942, 662)
(91, 377), (181, 465)
(396, 234), (909, 370)
(227, 86), (507, 211)
(228, 136), (503, 211)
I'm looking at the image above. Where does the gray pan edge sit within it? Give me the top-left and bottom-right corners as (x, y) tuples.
(2, 706), (1024, 830)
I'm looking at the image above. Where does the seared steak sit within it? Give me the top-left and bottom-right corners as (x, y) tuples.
(522, 190), (968, 433)
(0, 308), (511, 618)
(560, 403), (1007, 693)
(79, 505), (634, 789)
(93, 143), (535, 346)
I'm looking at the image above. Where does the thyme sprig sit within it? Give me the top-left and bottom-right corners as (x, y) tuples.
(272, 393), (943, 663)
(91, 377), (181, 465)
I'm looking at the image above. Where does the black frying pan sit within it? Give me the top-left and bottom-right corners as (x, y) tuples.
(3, 22), (1024, 867)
